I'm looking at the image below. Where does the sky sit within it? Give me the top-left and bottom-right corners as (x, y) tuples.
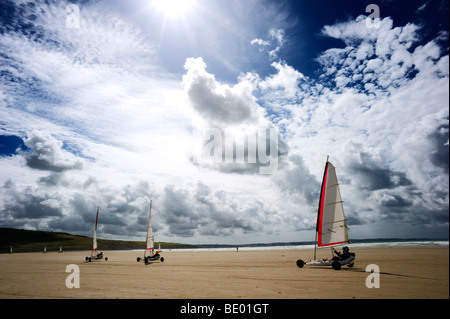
(0, 0), (448, 245)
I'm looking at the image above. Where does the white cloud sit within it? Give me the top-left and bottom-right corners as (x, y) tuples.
(251, 27), (286, 60)
(269, 28), (286, 46)
(250, 38), (270, 48)
(416, 2), (429, 13)
(21, 130), (84, 172)
(259, 61), (304, 98)
(182, 57), (261, 125)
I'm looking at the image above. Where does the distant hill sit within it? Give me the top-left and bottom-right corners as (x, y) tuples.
(0, 228), (197, 253)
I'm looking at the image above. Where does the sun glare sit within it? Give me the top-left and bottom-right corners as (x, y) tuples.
(153, 0), (195, 18)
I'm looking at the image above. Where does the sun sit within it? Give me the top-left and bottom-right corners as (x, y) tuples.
(153, 0), (195, 18)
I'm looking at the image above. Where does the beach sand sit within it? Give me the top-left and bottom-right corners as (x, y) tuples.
(0, 247), (448, 299)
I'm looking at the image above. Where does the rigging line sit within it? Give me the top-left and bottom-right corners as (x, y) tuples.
(326, 225), (348, 233)
(328, 167), (342, 175)
(324, 201), (343, 206)
(322, 220), (345, 228)
(322, 219), (346, 225)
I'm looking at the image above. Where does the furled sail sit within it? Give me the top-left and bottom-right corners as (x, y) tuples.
(146, 200), (154, 251)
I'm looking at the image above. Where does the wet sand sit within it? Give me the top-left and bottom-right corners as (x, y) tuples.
(0, 247), (448, 299)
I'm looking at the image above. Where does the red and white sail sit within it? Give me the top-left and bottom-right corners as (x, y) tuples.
(316, 160), (349, 247)
(145, 201), (154, 251)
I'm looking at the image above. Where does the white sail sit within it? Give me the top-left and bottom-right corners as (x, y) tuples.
(93, 207), (99, 252)
(316, 160), (348, 247)
(137, 199), (164, 264)
(146, 201), (154, 252)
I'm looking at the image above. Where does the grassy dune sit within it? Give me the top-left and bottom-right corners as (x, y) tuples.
(0, 228), (197, 253)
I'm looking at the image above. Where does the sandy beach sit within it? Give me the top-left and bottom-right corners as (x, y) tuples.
(0, 247), (448, 299)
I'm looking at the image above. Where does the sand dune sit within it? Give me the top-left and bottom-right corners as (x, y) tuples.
(0, 247), (448, 299)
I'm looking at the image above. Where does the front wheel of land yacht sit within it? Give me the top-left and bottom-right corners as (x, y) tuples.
(296, 259), (305, 268)
(85, 257), (89, 262)
(105, 257), (108, 261)
(160, 257), (164, 262)
(88, 257), (92, 262)
(137, 257), (141, 262)
(332, 261), (341, 270)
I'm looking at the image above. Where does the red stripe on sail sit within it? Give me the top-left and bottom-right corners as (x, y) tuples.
(317, 162), (329, 247)
(146, 247), (154, 250)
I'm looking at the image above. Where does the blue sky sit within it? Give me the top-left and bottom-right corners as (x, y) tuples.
(0, 0), (448, 244)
